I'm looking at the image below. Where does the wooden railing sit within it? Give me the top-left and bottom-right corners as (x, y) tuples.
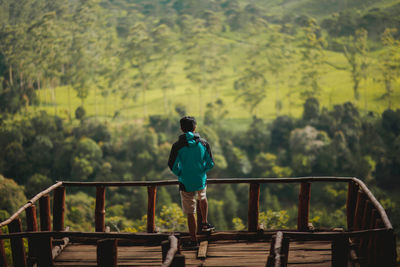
(0, 177), (397, 267)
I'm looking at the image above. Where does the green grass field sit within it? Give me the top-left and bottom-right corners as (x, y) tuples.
(29, 32), (400, 126)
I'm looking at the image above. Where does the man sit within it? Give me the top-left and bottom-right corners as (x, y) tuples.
(168, 116), (215, 247)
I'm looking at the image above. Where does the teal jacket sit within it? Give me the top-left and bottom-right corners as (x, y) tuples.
(168, 132), (214, 192)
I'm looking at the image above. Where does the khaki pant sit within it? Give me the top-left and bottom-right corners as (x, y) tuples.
(180, 187), (207, 214)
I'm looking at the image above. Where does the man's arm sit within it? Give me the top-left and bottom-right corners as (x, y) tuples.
(168, 143), (182, 176)
(203, 142), (214, 172)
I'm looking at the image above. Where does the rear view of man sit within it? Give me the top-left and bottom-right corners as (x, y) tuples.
(168, 116), (215, 247)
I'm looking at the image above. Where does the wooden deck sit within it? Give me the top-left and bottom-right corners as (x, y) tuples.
(54, 240), (336, 267)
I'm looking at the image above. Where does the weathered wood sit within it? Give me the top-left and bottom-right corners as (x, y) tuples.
(36, 237), (53, 267)
(161, 240), (170, 262)
(380, 230), (396, 267)
(147, 186), (157, 233)
(248, 183), (260, 232)
(97, 239), (117, 267)
(171, 254), (185, 267)
(197, 241), (208, 259)
(0, 228), (8, 267)
(366, 209), (378, 266)
(161, 235), (178, 267)
(8, 218), (27, 267)
(0, 182), (63, 229)
(266, 235), (277, 267)
(352, 178), (392, 229)
(358, 200), (372, 258)
(297, 183), (311, 231)
(25, 205), (38, 267)
(95, 186), (106, 232)
(60, 177), (354, 187)
(331, 236), (349, 267)
(353, 191), (367, 231)
(39, 194), (51, 231)
(346, 181), (358, 230)
(53, 186), (66, 231)
(281, 237), (290, 267)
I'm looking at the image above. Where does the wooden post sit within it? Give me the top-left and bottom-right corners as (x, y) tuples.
(266, 235), (276, 267)
(39, 194), (51, 231)
(358, 200), (372, 259)
(95, 186), (106, 232)
(171, 254), (185, 267)
(161, 240), (170, 262)
(281, 237), (290, 266)
(332, 236), (349, 267)
(297, 182), (311, 231)
(248, 183), (260, 232)
(26, 205), (38, 266)
(366, 209), (378, 266)
(196, 201), (203, 234)
(8, 218), (27, 267)
(353, 190), (367, 231)
(346, 181), (358, 231)
(53, 186), (66, 231)
(36, 237), (53, 267)
(147, 186), (157, 233)
(380, 230), (397, 267)
(97, 239), (117, 267)
(0, 228), (8, 267)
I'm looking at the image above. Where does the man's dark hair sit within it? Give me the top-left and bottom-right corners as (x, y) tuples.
(180, 116), (196, 132)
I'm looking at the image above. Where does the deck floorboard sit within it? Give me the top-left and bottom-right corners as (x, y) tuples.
(53, 240), (339, 266)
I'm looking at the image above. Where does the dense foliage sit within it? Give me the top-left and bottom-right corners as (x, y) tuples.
(0, 0), (400, 263)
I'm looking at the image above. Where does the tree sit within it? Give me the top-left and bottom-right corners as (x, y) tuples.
(124, 22), (154, 117)
(379, 28), (400, 109)
(265, 25), (296, 115)
(184, 18), (227, 115)
(151, 23), (177, 114)
(234, 43), (268, 115)
(299, 19), (326, 99)
(0, 175), (26, 215)
(343, 28), (369, 100)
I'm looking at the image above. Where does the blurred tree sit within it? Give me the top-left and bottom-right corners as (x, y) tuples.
(234, 42), (268, 115)
(299, 19), (326, 99)
(266, 25), (296, 115)
(343, 28), (369, 100)
(0, 175), (26, 215)
(379, 28), (400, 110)
(222, 185), (239, 228)
(25, 173), (52, 198)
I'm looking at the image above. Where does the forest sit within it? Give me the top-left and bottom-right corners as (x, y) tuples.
(0, 0), (400, 263)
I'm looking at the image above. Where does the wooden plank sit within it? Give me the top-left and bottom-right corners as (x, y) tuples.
(353, 191), (366, 231)
(197, 241), (208, 259)
(97, 239), (117, 267)
(331, 236), (349, 267)
(25, 205), (38, 266)
(95, 186), (106, 232)
(53, 186), (66, 231)
(0, 182), (63, 229)
(37, 236), (53, 267)
(147, 186), (157, 233)
(297, 183), (311, 231)
(39, 194), (51, 231)
(248, 183), (260, 232)
(346, 181), (358, 230)
(8, 218), (27, 267)
(352, 178), (393, 229)
(60, 177), (354, 188)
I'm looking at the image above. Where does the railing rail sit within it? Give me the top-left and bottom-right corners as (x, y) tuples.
(0, 177), (396, 267)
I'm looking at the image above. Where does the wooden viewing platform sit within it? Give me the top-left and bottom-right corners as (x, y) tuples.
(0, 177), (397, 267)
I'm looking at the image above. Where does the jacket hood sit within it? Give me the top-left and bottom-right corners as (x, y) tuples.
(179, 131), (200, 147)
